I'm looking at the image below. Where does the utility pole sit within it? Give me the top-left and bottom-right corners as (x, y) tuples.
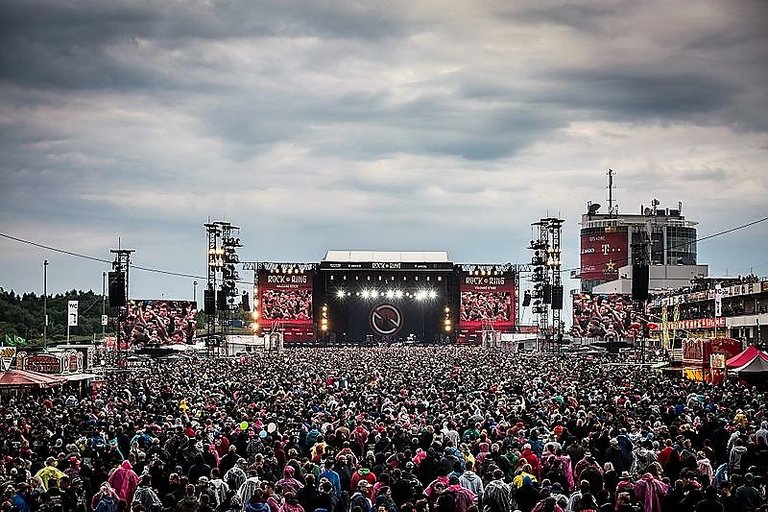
(43, 260), (48, 350)
(101, 271), (107, 340)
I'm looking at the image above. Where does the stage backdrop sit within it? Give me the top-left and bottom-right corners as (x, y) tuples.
(257, 270), (315, 342)
(458, 273), (516, 332)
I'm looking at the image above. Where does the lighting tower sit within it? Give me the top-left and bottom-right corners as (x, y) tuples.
(544, 217), (565, 350)
(218, 222), (242, 351)
(204, 223), (222, 353)
(529, 223), (549, 349)
(204, 221), (242, 356)
(529, 217), (564, 351)
(110, 247), (134, 362)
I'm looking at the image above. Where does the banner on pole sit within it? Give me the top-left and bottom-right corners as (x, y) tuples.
(101, 315), (108, 326)
(68, 300), (79, 327)
(714, 285), (723, 318)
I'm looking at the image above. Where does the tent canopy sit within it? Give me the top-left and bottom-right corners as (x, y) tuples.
(726, 345), (768, 369)
(733, 355), (768, 374)
(0, 369), (67, 389)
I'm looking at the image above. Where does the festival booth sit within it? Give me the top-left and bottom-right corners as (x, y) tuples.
(681, 337), (742, 383)
(0, 369), (67, 389)
(726, 346), (768, 382)
(11, 349), (99, 395)
(0, 347), (67, 396)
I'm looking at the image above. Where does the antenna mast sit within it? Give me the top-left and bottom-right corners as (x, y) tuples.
(607, 169), (615, 215)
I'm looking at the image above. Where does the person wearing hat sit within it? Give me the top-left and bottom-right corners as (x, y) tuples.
(350, 480), (373, 512)
(63, 476), (88, 512)
(64, 456), (81, 480)
(550, 482), (568, 511)
(34, 457), (66, 491)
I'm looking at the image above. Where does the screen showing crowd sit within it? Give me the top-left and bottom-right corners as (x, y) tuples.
(120, 300), (198, 346)
(261, 288), (312, 321)
(571, 293), (643, 340)
(460, 291), (511, 322)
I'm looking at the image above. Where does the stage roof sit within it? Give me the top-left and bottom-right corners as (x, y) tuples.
(323, 251), (450, 263)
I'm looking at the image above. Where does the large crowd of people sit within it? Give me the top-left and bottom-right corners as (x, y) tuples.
(460, 293), (512, 323)
(261, 290), (312, 321)
(120, 302), (198, 347)
(0, 347), (766, 512)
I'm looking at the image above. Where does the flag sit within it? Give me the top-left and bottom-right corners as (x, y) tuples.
(3, 334), (26, 347)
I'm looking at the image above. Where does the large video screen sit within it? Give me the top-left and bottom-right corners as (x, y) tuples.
(458, 273), (516, 331)
(262, 288), (312, 320)
(571, 293), (641, 340)
(257, 269), (314, 340)
(121, 300), (198, 346)
(460, 291), (512, 322)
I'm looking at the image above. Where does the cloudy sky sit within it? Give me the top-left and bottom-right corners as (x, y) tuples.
(1, 0), (767, 315)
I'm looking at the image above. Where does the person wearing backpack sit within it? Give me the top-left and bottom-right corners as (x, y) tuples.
(132, 475), (163, 512)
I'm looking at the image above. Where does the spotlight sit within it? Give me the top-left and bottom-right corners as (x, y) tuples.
(371, 290), (380, 298)
(428, 290), (437, 299)
(386, 290), (395, 299)
(395, 290), (404, 299)
(362, 290), (371, 299)
(336, 290), (346, 299)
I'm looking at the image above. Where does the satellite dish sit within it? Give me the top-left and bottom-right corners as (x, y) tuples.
(267, 422), (277, 433)
(588, 203), (601, 215)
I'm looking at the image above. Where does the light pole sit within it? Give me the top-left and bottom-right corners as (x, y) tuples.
(102, 272), (107, 340)
(43, 260), (48, 350)
(193, 280), (198, 304)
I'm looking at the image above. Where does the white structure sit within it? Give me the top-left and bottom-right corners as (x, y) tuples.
(593, 264), (709, 295)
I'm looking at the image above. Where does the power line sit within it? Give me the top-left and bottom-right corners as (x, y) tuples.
(0, 232), (214, 282)
(2, 214), (767, 283)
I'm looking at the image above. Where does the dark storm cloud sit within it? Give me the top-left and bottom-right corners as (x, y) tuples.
(533, 68), (738, 120)
(0, 0), (408, 92)
(0, 0), (767, 298)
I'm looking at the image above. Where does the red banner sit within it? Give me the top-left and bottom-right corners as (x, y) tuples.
(580, 230), (628, 281)
(257, 271), (314, 341)
(665, 317), (726, 331)
(683, 337), (741, 367)
(458, 274), (516, 331)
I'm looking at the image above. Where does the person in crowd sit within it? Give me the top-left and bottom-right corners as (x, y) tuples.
(0, 346), (766, 512)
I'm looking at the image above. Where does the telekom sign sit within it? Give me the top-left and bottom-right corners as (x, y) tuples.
(580, 231), (628, 281)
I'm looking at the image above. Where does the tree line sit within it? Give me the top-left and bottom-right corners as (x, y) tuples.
(0, 288), (112, 346)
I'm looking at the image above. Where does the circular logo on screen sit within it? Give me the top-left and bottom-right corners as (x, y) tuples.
(370, 303), (402, 335)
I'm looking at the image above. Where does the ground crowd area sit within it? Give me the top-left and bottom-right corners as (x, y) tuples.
(1, 347), (766, 512)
